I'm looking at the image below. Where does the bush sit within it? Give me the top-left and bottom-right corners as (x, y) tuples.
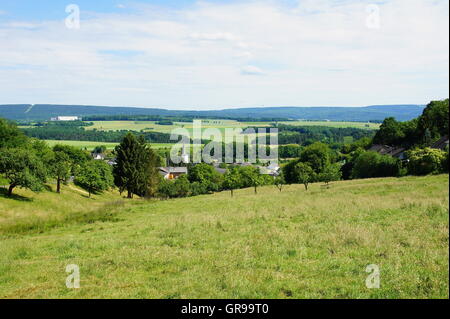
(352, 151), (401, 179)
(407, 148), (447, 176)
(74, 161), (114, 197)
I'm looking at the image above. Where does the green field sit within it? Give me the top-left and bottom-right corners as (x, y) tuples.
(278, 121), (380, 129)
(42, 140), (174, 151)
(0, 175), (448, 298)
(85, 120), (377, 134)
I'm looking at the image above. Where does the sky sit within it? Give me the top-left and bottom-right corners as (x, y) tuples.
(0, 0), (448, 110)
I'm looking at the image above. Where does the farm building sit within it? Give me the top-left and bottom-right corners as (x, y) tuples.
(159, 167), (188, 180)
(431, 135), (449, 150)
(369, 144), (406, 160)
(50, 116), (81, 121)
(92, 153), (105, 160)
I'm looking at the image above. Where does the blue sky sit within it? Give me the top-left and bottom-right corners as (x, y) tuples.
(0, 0), (448, 109)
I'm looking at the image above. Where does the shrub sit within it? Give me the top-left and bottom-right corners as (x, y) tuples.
(407, 148), (447, 176)
(352, 151), (401, 179)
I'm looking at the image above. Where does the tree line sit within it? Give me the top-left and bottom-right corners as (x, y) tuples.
(21, 126), (175, 143)
(277, 125), (376, 146)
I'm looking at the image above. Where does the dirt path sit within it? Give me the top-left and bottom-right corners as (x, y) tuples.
(68, 185), (89, 196)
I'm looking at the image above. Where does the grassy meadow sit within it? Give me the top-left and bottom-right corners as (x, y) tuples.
(278, 121), (380, 129)
(85, 120), (378, 134)
(0, 174), (448, 299)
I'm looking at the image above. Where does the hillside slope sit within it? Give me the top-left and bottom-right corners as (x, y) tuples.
(0, 175), (448, 298)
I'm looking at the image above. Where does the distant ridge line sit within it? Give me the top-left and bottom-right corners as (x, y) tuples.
(0, 103), (426, 122)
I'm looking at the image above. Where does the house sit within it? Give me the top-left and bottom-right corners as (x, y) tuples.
(369, 144), (406, 160)
(258, 163), (280, 177)
(159, 167), (188, 180)
(431, 135), (449, 150)
(214, 167), (228, 175)
(50, 116), (81, 121)
(92, 153), (105, 160)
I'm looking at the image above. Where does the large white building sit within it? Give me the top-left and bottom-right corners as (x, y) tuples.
(50, 116), (81, 121)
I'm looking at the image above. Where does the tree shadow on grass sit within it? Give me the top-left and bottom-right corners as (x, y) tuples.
(0, 188), (33, 202)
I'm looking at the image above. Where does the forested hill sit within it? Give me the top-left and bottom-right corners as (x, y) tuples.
(0, 104), (425, 122)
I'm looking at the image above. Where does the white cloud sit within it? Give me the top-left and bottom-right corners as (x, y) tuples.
(241, 65), (265, 75)
(0, 0), (448, 109)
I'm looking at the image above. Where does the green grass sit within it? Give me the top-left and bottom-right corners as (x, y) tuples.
(86, 120), (378, 134)
(278, 121), (380, 129)
(0, 175), (448, 299)
(42, 140), (174, 151)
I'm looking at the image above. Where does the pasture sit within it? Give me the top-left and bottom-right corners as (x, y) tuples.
(0, 174), (448, 299)
(85, 120), (379, 134)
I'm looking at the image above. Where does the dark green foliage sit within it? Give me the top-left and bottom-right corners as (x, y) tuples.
(373, 99), (449, 148)
(277, 125), (375, 146)
(113, 133), (160, 198)
(299, 142), (334, 174)
(318, 163), (342, 185)
(157, 176), (192, 199)
(0, 118), (27, 148)
(417, 99), (449, 140)
(0, 148), (47, 196)
(294, 162), (315, 190)
(222, 168), (243, 197)
(22, 126), (173, 144)
(239, 166), (263, 194)
(74, 160), (113, 197)
(49, 151), (71, 193)
(92, 145), (107, 154)
(52, 144), (91, 177)
(351, 151), (401, 179)
(278, 144), (302, 158)
(187, 163), (223, 193)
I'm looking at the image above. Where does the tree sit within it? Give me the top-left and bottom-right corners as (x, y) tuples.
(407, 148), (446, 176)
(351, 151), (401, 179)
(113, 133), (160, 198)
(318, 163), (342, 185)
(294, 162), (315, 191)
(282, 160), (300, 184)
(223, 169), (242, 197)
(92, 145), (107, 154)
(274, 172), (286, 192)
(417, 99), (449, 140)
(239, 166), (262, 194)
(74, 161), (113, 197)
(52, 144), (91, 177)
(157, 179), (176, 199)
(173, 175), (191, 198)
(372, 117), (406, 146)
(299, 142), (333, 176)
(0, 148), (47, 196)
(0, 118), (27, 148)
(188, 163), (223, 193)
(49, 151), (71, 193)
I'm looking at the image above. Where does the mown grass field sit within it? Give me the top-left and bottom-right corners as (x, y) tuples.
(0, 175), (448, 299)
(85, 120), (378, 134)
(278, 121), (380, 129)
